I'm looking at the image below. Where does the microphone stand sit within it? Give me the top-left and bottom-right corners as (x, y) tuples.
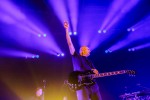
(42, 80), (46, 100)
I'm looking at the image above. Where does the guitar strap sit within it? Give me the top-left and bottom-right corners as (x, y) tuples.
(85, 58), (95, 69)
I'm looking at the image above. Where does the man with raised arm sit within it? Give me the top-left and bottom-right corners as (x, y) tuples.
(64, 21), (102, 100)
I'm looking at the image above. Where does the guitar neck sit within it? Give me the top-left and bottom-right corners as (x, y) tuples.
(92, 70), (127, 78)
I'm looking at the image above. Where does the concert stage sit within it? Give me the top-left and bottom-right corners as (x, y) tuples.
(0, 0), (150, 100)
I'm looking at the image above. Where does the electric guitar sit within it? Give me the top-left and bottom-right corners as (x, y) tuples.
(64, 70), (135, 91)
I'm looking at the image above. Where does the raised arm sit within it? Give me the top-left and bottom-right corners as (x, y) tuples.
(64, 21), (75, 55)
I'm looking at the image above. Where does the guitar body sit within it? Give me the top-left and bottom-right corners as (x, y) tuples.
(66, 70), (95, 91)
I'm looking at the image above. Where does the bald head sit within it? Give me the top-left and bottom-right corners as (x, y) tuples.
(79, 46), (91, 57)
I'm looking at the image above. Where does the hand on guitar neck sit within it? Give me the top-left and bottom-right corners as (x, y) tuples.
(91, 69), (99, 74)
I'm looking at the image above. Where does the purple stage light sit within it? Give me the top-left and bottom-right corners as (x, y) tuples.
(79, 6), (106, 48)
(61, 53), (64, 56)
(127, 28), (131, 32)
(67, 0), (78, 32)
(0, 13), (16, 24)
(0, 0), (63, 56)
(49, 0), (68, 24)
(128, 48), (131, 52)
(100, 0), (126, 30)
(0, 1), (26, 20)
(131, 48), (135, 51)
(57, 53), (60, 57)
(89, 28), (114, 51)
(0, 3), (35, 34)
(98, 30), (102, 33)
(35, 55), (40, 58)
(33, 33), (63, 55)
(127, 28), (135, 32)
(108, 14), (150, 52)
(56, 53), (65, 57)
(128, 48), (135, 51)
(50, 0), (78, 31)
(105, 0), (139, 30)
(109, 49), (112, 53)
(98, 29), (107, 34)
(0, 1), (45, 36)
(38, 34), (42, 37)
(5, 27), (59, 55)
(25, 55), (28, 59)
(69, 32), (72, 35)
(103, 30), (107, 33)
(105, 49), (112, 53)
(32, 55), (35, 58)
(23, 20), (44, 35)
(0, 48), (37, 58)
(73, 32), (77, 35)
(88, 0), (139, 51)
(131, 28), (135, 32)
(31, 55), (39, 59)
(105, 50), (109, 53)
(43, 34), (46, 37)
(131, 43), (150, 51)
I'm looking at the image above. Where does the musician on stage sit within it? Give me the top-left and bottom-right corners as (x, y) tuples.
(64, 21), (102, 100)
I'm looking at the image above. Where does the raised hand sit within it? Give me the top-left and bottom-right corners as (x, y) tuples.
(64, 21), (69, 29)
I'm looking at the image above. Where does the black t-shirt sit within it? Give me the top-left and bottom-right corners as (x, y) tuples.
(72, 51), (95, 71)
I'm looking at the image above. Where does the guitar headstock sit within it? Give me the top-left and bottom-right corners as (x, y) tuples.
(125, 70), (136, 76)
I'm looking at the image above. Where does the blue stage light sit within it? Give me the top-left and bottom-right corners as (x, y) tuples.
(103, 30), (107, 33)
(57, 53), (60, 57)
(73, 32), (77, 35)
(127, 28), (131, 32)
(131, 28), (135, 31)
(43, 34), (47, 37)
(61, 53), (64, 56)
(69, 32), (72, 35)
(32, 55), (35, 58)
(98, 30), (101, 33)
(38, 34), (41, 37)
(35, 55), (39, 58)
